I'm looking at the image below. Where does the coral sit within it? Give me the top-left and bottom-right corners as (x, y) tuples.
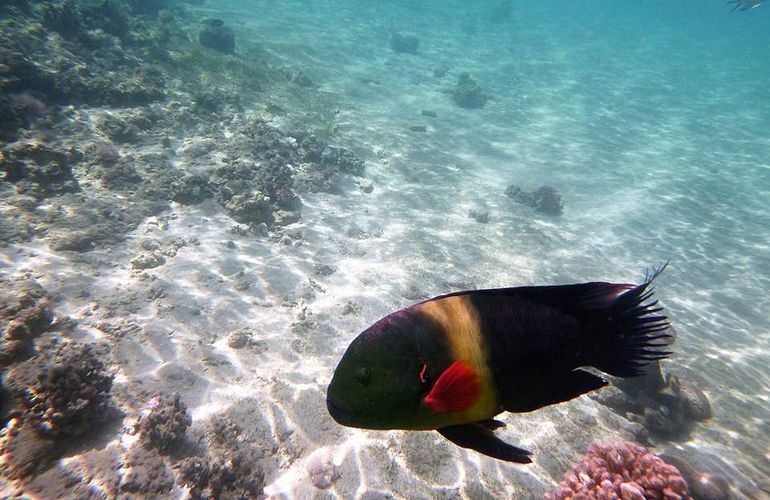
(212, 121), (298, 222)
(390, 32), (419, 54)
(208, 120), (364, 226)
(285, 68), (315, 88)
(273, 209), (300, 226)
(80, 0), (131, 39)
(505, 184), (564, 216)
(177, 449), (265, 500)
(452, 72), (488, 109)
(0, 278), (52, 332)
(226, 328), (253, 349)
(131, 251), (166, 270)
(320, 145), (366, 177)
(658, 454), (732, 500)
(1, 0), (162, 107)
(8, 343), (114, 437)
(544, 441), (691, 500)
(95, 158), (143, 189)
(98, 115), (143, 144)
(469, 208), (490, 223)
(669, 375), (712, 421)
(39, 0), (83, 41)
(614, 360), (667, 399)
(598, 362), (712, 440)
(635, 377), (710, 439)
(0, 278), (53, 366)
(0, 0), (367, 246)
(1, 335), (115, 482)
(223, 193), (274, 226)
(293, 141), (365, 193)
(39, 191), (166, 252)
(7, 92), (48, 116)
(434, 64), (450, 78)
(686, 472), (731, 500)
(48, 229), (98, 253)
(119, 446), (175, 495)
(93, 142), (121, 164)
(199, 19), (235, 54)
(177, 456), (212, 496)
(126, 0), (168, 17)
(170, 174), (213, 204)
(532, 185), (564, 216)
(273, 186), (302, 210)
(136, 393), (191, 453)
(1, 320), (35, 366)
(175, 404), (281, 499)
(0, 417), (60, 480)
(1, 141), (82, 198)
(307, 453), (337, 489)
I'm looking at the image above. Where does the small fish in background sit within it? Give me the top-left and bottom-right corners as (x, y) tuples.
(728, 0), (762, 11)
(327, 265), (673, 463)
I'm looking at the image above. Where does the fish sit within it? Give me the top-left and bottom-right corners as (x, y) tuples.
(326, 265), (673, 463)
(728, 0), (762, 11)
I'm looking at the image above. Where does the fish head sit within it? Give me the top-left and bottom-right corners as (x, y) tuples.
(327, 310), (437, 430)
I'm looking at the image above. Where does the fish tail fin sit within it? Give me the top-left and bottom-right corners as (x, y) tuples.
(586, 262), (674, 378)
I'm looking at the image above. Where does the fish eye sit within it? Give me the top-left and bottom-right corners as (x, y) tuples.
(355, 367), (371, 386)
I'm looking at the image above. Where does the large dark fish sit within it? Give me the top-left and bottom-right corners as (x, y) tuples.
(326, 266), (673, 463)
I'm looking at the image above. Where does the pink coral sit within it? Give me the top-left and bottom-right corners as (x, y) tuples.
(544, 441), (691, 500)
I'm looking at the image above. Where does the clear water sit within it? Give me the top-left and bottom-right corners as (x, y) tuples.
(2, 0), (769, 497)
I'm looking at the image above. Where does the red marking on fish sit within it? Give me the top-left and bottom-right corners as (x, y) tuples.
(419, 363), (428, 383)
(423, 360), (480, 413)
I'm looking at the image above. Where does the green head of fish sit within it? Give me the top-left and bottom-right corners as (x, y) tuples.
(326, 310), (452, 430)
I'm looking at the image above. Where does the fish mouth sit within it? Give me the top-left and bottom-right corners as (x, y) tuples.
(326, 394), (355, 425)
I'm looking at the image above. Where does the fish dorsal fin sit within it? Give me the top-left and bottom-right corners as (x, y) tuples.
(423, 360), (480, 412)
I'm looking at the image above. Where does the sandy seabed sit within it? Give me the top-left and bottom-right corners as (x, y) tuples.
(2, 0), (769, 498)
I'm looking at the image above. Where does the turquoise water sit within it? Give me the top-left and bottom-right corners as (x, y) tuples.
(1, 0), (768, 497)
(214, 0), (770, 491)
(213, 0), (770, 493)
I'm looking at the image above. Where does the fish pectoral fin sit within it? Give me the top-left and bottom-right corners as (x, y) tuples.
(502, 369), (607, 413)
(437, 423), (532, 463)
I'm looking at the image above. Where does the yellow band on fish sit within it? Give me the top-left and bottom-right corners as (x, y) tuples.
(416, 295), (500, 421)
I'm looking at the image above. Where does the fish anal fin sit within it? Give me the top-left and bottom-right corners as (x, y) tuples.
(478, 418), (506, 430)
(437, 423), (532, 463)
(502, 369), (607, 413)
